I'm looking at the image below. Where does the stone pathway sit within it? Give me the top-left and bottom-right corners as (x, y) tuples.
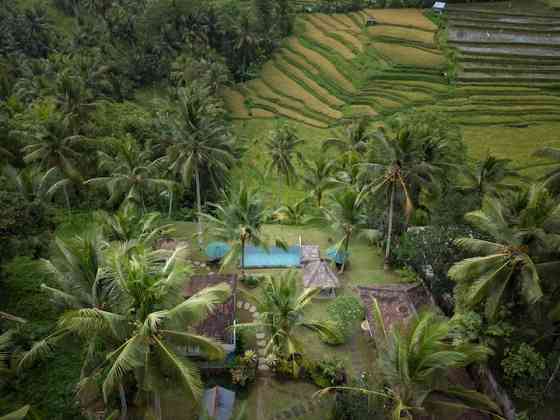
(269, 393), (332, 420)
(236, 299), (269, 372)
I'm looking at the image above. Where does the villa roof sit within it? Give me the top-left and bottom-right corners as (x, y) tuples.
(183, 274), (237, 345)
(303, 259), (340, 289)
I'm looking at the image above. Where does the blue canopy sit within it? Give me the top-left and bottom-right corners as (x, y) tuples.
(205, 242), (231, 260)
(202, 386), (236, 420)
(326, 247), (349, 265)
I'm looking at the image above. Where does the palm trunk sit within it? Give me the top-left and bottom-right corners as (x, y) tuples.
(340, 234), (351, 274)
(545, 354), (560, 396)
(168, 188), (173, 218)
(119, 383), (128, 420)
(384, 183), (395, 271)
(240, 236), (246, 271)
(63, 184), (71, 211)
(195, 169), (203, 249)
(154, 391), (162, 420)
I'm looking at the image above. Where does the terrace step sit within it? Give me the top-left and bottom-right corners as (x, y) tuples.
(458, 54), (560, 66)
(448, 28), (560, 46)
(450, 44), (560, 59)
(461, 63), (560, 74)
(457, 71), (560, 83)
(449, 20), (560, 33)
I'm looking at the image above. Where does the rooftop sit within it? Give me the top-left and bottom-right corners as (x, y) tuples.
(183, 274), (237, 345)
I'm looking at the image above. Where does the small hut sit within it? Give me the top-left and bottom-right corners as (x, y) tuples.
(303, 259), (340, 299)
(432, 1), (446, 14)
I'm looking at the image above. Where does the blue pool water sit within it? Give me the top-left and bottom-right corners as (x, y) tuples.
(242, 245), (301, 268)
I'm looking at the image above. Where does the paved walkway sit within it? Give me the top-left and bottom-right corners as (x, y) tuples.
(236, 299), (270, 372)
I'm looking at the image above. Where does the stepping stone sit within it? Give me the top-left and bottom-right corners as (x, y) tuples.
(237, 301), (244, 309)
(258, 348), (266, 356)
(249, 305), (257, 313)
(200, 263), (206, 268)
(243, 302), (251, 310)
(257, 340), (266, 347)
(258, 364), (270, 371)
(208, 272), (215, 275)
(291, 406), (301, 417)
(256, 332), (265, 340)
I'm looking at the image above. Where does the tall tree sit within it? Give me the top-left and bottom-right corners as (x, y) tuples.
(22, 113), (86, 208)
(300, 156), (336, 207)
(86, 136), (174, 212)
(533, 147), (560, 194)
(238, 271), (339, 376)
(320, 310), (501, 420)
(264, 124), (303, 185)
(320, 188), (367, 272)
(163, 85), (236, 245)
(461, 155), (521, 204)
(2, 164), (70, 206)
(202, 183), (279, 271)
(323, 117), (373, 170)
(360, 122), (445, 270)
(449, 188), (560, 320)
(20, 246), (231, 420)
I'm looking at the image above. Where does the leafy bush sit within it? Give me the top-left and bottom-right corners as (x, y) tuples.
(392, 225), (482, 314)
(0, 257), (84, 419)
(230, 350), (258, 387)
(502, 344), (547, 403)
(332, 374), (385, 420)
(324, 296), (364, 344)
(449, 311), (513, 349)
(305, 358), (346, 388)
(0, 192), (54, 265)
(240, 275), (263, 289)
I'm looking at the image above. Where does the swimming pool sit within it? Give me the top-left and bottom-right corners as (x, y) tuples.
(242, 245), (301, 268)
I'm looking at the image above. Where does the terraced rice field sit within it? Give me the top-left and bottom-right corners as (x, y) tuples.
(224, 8), (447, 124)
(224, 4), (560, 171)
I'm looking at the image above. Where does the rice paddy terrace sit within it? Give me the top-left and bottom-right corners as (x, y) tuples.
(223, 4), (560, 128)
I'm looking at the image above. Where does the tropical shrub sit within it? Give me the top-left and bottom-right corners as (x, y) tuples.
(230, 350), (258, 387)
(501, 344), (547, 403)
(305, 358), (346, 388)
(324, 296), (364, 343)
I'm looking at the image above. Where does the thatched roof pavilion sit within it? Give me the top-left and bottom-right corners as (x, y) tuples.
(303, 258), (340, 298)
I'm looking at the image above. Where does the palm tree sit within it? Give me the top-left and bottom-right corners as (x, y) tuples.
(533, 147), (560, 194)
(264, 124), (303, 185)
(360, 125), (442, 270)
(461, 155), (521, 204)
(19, 246), (231, 420)
(448, 189), (560, 320)
(231, 15), (261, 79)
(39, 231), (108, 312)
(164, 86), (236, 245)
(272, 198), (310, 225)
(21, 113), (86, 208)
(319, 310), (501, 420)
(96, 207), (174, 247)
(320, 188), (367, 272)
(2, 164), (70, 206)
(238, 271), (340, 376)
(202, 184), (284, 271)
(322, 117), (373, 169)
(300, 156), (337, 207)
(86, 136), (174, 212)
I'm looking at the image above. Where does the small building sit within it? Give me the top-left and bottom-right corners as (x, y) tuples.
(201, 386), (236, 420)
(432, 1), (446, 14)
(183, 274), (237, 355)
(366, 16), (378, 27)
(303, 259), (340, 299)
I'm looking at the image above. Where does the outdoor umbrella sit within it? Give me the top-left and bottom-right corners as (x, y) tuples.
(325, 246), (349, 265)
(205, 242), (231, 261)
